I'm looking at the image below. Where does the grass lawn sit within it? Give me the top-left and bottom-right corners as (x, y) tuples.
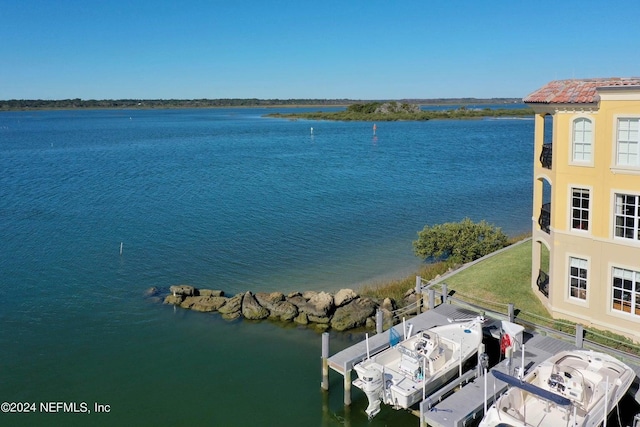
(433, 240), (552, 320)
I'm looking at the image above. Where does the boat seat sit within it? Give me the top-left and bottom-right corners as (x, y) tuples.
(422, 333), (440, 358)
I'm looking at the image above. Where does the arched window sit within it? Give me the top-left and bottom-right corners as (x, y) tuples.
(572, 118), (592, 162)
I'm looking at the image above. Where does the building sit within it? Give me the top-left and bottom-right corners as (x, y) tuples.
(524, 78), (640, 342)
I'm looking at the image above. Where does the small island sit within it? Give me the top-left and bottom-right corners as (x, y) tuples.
(266, 101), (534, 121)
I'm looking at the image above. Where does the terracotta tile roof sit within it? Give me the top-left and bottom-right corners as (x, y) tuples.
(523, 77), (640, 104)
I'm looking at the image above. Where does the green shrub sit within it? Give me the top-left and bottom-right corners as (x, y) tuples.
(413, 218), (509, 263)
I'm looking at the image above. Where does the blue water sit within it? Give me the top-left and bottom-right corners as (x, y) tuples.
(0, 108), (533, 426)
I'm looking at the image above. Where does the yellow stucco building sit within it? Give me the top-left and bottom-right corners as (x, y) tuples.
(524, 78), (640, 342)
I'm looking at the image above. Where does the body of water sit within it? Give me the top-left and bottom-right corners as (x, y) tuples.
(0, 108), (534, 426)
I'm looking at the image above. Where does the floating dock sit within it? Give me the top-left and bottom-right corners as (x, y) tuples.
(326, 304), (640, 427)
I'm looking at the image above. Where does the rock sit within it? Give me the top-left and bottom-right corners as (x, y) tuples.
(221, 311), (242, 320)
(144, 287), (160, 297)
(286, 294), (307, 309)
(180, 296), (198, 309)
(254, 292), (296, 321)
(302, 290), (318, 300)
(402, 288), (417, 306)
(163, 294), (183, 305)
(365, 317), (376, 329)
(199, 289), (224, 297)
(293, 312), (308, 325)
(381, 307), (395, 330)
(169, 285), (196, 297)
(242, 292), (270, 320)
(331, 298), (378, 331)
(287, 291), (301, 298)
(255, 292), (285, 308)
(303, 291), (334, 317)
(307, 314), (331, 324)
(268, 301), (298, 322)
(381, 297), (396, 311)
(191, 296), (227, 312)
(218, 293), (243, 316)
(334, 289), (357, 307)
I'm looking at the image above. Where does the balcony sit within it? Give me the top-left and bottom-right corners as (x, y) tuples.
(538, 203), (551, 234)
(540, 143), (552, 169)
(536, 270), (549, 298)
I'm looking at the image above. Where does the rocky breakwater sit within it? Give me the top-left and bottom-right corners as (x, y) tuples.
(162, 285), (398, 332)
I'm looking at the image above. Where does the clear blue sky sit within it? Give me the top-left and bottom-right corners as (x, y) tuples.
(2, 0), (640, 100)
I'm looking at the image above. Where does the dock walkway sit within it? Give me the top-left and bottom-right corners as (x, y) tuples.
(327, 304), (640, 427)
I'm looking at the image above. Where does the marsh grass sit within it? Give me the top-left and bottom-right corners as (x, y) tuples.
(359, 261), (455, 303)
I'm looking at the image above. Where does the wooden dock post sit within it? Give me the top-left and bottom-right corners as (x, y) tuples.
(441, 283), (448, 304)
(575, 324), (584, 349)
(376, 309), (383, 334)
(428, 289), (435, 310)
(508, 303), (515, 322)
(321, 332), (329, 391)
(344, 369), (352, 406)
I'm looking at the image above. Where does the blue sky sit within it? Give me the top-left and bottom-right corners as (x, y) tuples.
(2, 0), (640, 100)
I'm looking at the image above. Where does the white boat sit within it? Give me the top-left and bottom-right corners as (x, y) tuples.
(352, 316), (484, 418)
(480, 349), (636, 427)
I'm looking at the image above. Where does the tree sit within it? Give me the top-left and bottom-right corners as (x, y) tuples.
(413, 218), (509, 264)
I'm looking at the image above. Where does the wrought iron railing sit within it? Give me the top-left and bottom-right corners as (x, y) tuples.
(538, 202), (551, 233)
(536, 270), (549, 298)
(540, 143), (552, 169)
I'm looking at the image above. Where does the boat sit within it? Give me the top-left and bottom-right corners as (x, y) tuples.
(479, 349), (636, 427)
(352, 316), (485, 418)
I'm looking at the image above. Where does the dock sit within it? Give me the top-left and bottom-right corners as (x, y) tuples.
(325, 304), (640, 426)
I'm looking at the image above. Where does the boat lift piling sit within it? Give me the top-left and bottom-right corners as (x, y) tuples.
(321, 332), (329, 391)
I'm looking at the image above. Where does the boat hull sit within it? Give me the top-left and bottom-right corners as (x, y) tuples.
(479, 350), (636, 427)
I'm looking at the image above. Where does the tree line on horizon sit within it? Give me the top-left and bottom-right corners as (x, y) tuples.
(0, 97), (523, 111)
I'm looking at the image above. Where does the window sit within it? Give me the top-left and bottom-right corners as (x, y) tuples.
(572, 118), (592, 162)
(571, 188), (589, 231)
(612, 267), (640, 316)
(614, 194), (640, 241)
(616, 118), (640, 166)
(569, 257), (588, 300)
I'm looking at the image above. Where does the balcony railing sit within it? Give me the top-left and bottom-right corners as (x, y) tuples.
(540, 143), (552, 169)
(536, 270), (549, 298)
(538, 202), (551, 234)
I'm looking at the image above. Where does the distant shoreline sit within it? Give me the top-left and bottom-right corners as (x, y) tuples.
(0, 98), (523, 112)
